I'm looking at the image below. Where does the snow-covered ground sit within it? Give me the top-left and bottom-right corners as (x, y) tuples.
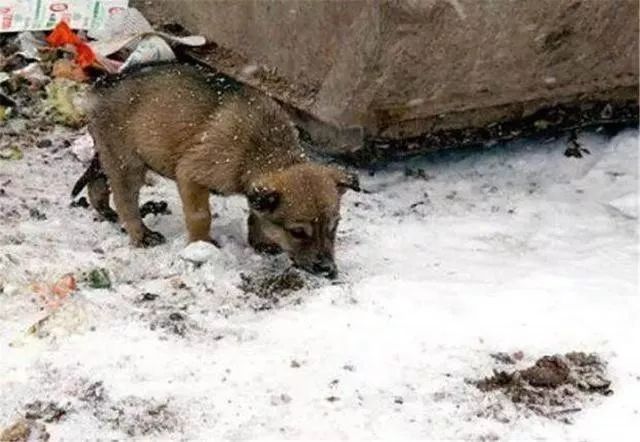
(0, 128), (638, 441)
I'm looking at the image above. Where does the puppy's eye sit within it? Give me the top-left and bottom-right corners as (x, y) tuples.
(288, 227), (310, 240)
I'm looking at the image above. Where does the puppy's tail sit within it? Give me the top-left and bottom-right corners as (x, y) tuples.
(71, 154), (103, 198)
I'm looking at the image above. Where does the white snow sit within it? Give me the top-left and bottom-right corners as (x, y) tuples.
(0, 128), (638, 441)
(179, 240), (222, 264)
(69, 132), (95, 164)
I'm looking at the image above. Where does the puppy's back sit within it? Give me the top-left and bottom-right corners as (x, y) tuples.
(89, 64), (240, 160)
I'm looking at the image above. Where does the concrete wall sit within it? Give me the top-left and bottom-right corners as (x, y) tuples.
(134, 0), (639, 157)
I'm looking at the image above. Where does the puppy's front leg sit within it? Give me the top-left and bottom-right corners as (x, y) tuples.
(176, 174), (214, 244)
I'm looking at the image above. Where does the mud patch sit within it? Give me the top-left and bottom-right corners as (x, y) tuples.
(99, 397), (180, 437)
(24, 400), (69, 423)
(76, 380), (182, 437)
(139, 200), (171, 218)
(148, 310), (201, 338)
(472, 352), (612, 423)
(143, 302), (202, 338)
(131, 288), (202, 338)
(238, 268), (307, 311)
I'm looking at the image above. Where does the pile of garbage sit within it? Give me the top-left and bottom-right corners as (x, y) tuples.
(0, 0), (205, 345)
(1, 3), (205, 157)
(1, 3), (206, 343)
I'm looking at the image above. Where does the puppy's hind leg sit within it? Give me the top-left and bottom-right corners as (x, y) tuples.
(107, 162), (165, 248)
(88, 176), (118, 222)
(71, 153), (117, 222)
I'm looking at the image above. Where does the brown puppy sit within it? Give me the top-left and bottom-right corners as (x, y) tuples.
(72, 63), (359, 278)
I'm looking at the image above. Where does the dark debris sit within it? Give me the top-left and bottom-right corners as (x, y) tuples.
(472, 352), (612, 422)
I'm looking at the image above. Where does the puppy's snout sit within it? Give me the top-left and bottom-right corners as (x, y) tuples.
(311, 258), (337, 279)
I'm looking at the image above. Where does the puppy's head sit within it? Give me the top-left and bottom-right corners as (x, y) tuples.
(247, 163), (359, 278)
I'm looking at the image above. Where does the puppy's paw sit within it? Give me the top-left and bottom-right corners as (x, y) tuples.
(100, 208), (118, 223)
(133, 230), (166, 248)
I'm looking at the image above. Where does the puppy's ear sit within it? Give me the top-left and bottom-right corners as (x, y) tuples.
(247, 185), (280, 212)
(329, 167), (360, 194)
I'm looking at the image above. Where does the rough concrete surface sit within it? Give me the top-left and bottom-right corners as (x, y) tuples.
(133, 0), (639, 156)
